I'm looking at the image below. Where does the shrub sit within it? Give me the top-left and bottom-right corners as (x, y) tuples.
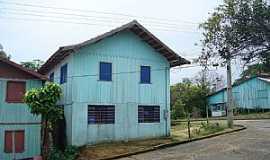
(48, 146), (79, 160)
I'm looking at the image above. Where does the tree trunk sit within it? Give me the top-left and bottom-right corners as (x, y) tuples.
(226, 58), (234, 128)
(187, 113), (191, 139)
(206, 104), (209, 125)
(42, 118), (49, 160)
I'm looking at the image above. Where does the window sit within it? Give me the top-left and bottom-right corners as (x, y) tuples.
(88, 105), (115, 124)
(258, 89), (268, 99)
(49, 72), (54, 82)
(212, 103), (226, 112)
(140, 66), (151, 84)
(138, 105), (160, 123)
(5, 130), (25, 153)
(99, 62), (112, 81)
(6, 81), (26, 103)
(60, 64), (68, 84)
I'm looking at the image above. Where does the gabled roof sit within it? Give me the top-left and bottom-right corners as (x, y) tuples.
(0, 58), (47, 80)
(39, 20), (190, 74)
(208, 74), (270, 97)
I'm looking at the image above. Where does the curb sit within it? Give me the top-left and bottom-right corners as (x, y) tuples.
(172, 118), (270, 123)
(97, 125), (246, 160)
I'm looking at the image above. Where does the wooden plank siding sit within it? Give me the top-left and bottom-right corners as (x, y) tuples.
(47, 30), (171, 145)
(0, 79), (42, 159)
(208, 77), (270, 110)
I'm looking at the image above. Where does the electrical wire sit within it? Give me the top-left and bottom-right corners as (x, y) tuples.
(0, 0), (200, 25)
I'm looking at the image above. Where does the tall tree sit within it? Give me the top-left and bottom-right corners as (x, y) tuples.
(199, 0), (270, 128)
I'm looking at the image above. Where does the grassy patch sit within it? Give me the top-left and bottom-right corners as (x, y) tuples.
(172, 112), (270, 123)
(171, 120), (227, 140)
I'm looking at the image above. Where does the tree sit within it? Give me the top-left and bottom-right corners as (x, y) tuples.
(24, 83), (63, 160)
(200, 0), (270, 128)
(0, 44), (11, 59)
(21, 59), (44, 71)
(171, 81), (210, 118)
(235, 63), (270, 84)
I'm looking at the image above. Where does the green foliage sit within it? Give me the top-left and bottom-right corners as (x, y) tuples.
(48, 146), (79, 160)
(200, 0), (270, 65)
(193, 122), (225, 136)
(24, 82), (63, 122)
(21, 59), (44, 71)
(170, 81), (210, 119)
(235, 63), (270, 83)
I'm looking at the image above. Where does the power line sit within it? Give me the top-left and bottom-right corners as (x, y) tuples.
(0, 9), (199, 32)
(0, 0), (200, 25)
(0, 7), (197, 28)
(0, 15), (200, 34)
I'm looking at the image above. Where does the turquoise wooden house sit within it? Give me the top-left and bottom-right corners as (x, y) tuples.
(0, 58), (46, 159)
(39, 20), (189, 146)
(208, 75), (270, 117)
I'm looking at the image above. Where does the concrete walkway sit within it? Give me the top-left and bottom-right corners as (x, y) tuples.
(118, 120), (270, 160)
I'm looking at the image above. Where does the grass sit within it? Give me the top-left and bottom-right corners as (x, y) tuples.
(172, 112), (270, 124)
(78, 120), (230, 160)
(171, 120), (227, 140)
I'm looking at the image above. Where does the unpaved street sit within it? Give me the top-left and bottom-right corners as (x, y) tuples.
(118, 120), (270, 160)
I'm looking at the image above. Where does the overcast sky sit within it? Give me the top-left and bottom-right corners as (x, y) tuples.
(0, 0), (235, 84)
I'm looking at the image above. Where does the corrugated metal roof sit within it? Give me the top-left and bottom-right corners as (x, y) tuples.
(258, 77), (270, 83)
(208, 75), (270, 97)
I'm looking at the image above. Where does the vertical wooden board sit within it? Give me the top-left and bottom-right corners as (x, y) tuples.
(50, 30), (171, 145)
(0, 125), (41, 160)
(0, 79), (42, 123)
(4, 131), (13, 153)
(15, 130), (25, 153)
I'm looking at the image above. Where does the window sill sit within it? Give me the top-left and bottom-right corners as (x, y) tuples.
(140, 82), (152, 84)
(138, 122), (160, 124)
(5, 101), (24, 104)
(98, 80), (112, 82)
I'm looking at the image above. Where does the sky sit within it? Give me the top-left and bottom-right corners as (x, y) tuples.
(0, 0), (236, 85)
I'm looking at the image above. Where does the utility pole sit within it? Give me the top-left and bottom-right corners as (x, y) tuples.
(202, 66), (209, 125)
(226, 57), (234, 128)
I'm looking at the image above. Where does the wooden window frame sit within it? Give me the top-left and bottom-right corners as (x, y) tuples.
(99, 62), (112, 81)
(6, 81), (26, 103)
(138, 105), (160, 123)
(140, 66), (151, 84)
(4, 130), (25, 154)
(49, 72), (54, 82)
(60, 64), (68, 84)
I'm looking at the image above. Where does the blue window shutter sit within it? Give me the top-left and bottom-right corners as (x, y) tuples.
(49, 72), (54, 82)
(140, 66), (151, 83)
(99, 62), (112, 81)
(60, 64), (68, 84)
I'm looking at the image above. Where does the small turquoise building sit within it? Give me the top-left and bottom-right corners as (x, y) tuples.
(208, 75), (270, 117)
(39, 20), (189, 146)
(0, 58), (46, 159)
